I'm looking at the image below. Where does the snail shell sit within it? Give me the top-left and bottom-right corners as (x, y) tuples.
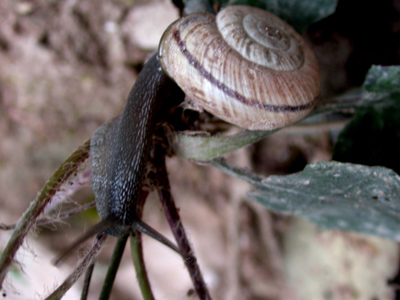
(158, 5), (320, 130)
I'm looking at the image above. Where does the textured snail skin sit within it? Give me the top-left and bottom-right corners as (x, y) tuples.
(55, 54), (189, 264)
(85, 53), (192, 262)
(159, 5), (321, 130)
(91, 53), (183, 237)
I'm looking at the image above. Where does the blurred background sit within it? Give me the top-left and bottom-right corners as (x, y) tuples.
(1, 0), (400, 299)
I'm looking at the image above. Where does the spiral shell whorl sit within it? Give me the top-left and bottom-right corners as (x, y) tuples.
(217, 6), (304, 71)
(159, 5), (320, 130)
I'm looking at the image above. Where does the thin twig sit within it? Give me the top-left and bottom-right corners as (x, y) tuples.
(130, 190), (155, 300)
(0, 201), (96, 231)
(157, 188), (212, 300)
(0, 139), (91, 290)
(42, 201), (97, 228)
(0, 223), (16, 230)
(45, 234), (107, 300)
(311, 88), (363, 115)
(152, 142), (212, 300)
(130, 234), (155, 300)
(80, 261), (96, 300)
(99, 235), (129, 300)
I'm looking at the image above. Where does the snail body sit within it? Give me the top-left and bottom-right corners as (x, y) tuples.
(59, 6), (320, 264)
(56, 54), (189, 264)
(159, 5), (320, 130)
(90, 53), (189, 258)
(92, 53), (182, 237)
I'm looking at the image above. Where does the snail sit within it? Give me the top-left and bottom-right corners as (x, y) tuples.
(56, 5), (320, 264)
(159, 5), (320, 130)
(55, 53), (191, 264)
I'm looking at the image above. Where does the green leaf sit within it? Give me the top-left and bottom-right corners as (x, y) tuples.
(220, 0), (338, 32)
(170, 129), (276, 160)
(212, 159), (400, 241)
(363, 65), (400, 94)
(333, 98), (400, 174)
(333, 65), (400, 173)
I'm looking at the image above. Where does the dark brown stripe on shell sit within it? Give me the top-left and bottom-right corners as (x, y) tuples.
(173, 30), (316, 112)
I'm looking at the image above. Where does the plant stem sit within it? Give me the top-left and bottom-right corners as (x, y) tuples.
(130, 233), (155, 300)
(45, 234), (107, 300)
(130, 190), (155, 300)
(152, 141), (212, 300)
(171, 129), (275, 160)
(99, 235), (129, 300)
(80, 261), (96, 300)
(0, 139), (91, 290)
(157, 188), (212, 300)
